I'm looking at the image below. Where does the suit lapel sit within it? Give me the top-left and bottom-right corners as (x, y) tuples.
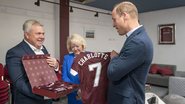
(125, 26), (144, 45)
(21, 40), (48, 55)
(119, 26), (145, 53)
(21, 40), (35, 55)
(42, 46), (48, 54)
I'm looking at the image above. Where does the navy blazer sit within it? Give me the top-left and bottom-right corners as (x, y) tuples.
(6, 40), (52, 104)
(107, 26), (153, 104)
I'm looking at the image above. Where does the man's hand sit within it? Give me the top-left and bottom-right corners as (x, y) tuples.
(46, 56), (59, 69)
(110, 50), (118, 59)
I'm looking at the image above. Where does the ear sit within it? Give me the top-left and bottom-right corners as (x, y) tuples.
(120, 12), (125, 19)
(122, 12), (129, 20)
(24, 32), (29, 39)
(82, 45), (85, 50)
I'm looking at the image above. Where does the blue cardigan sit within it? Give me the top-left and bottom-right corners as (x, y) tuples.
(62, 53), (82, 104)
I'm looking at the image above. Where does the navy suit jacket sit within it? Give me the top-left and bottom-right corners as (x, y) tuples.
(6, 40), (52, 104)
(107, 26), (153, 104)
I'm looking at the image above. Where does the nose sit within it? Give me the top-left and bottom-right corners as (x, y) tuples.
(40, 33), (45, 39)
(73, 47), (78, 51)
(113, 23), (116, 28)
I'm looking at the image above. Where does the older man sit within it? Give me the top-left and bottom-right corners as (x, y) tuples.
(6, 19), (59, 104)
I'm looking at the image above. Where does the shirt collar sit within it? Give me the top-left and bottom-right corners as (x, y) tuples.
(126, 25), (142, 38)
(24, 39), (43, 52)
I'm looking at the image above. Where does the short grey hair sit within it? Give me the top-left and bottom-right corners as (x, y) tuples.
(67, 34), (86, 52)
(23, 19), (43, 32)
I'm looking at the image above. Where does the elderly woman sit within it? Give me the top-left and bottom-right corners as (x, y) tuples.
(61, 34), (86, 104)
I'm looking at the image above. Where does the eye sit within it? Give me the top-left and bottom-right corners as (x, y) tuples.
(36, 32), (44, 35)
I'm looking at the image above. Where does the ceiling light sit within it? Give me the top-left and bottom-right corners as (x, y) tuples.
(34, 0), (40, 6)
(70, 6), (73, 12)
(94, 12), (98, 17)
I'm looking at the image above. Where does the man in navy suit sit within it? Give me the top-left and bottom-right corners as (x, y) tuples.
(107, 1), (153, 104)
(6, 19), (59, 104)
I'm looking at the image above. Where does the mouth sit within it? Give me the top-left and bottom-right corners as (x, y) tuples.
(74, 50), (80, 54)
(37, 40), (44, 44)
